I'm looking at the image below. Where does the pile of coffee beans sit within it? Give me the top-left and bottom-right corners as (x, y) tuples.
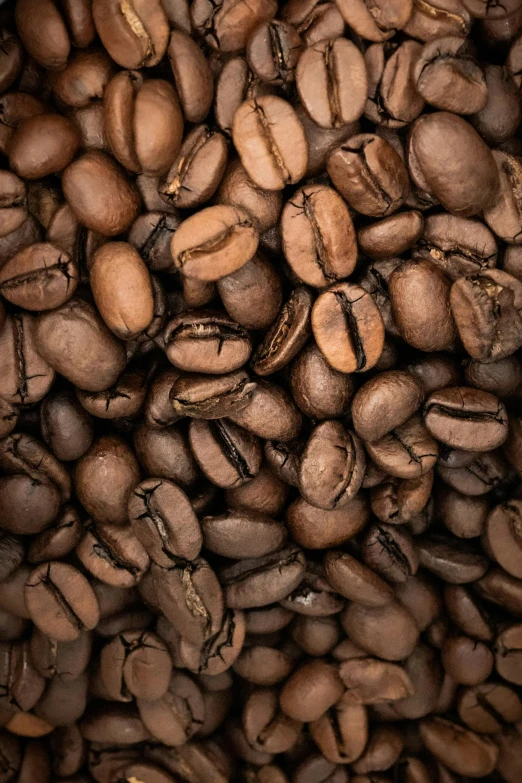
(1, 0), (522, 781)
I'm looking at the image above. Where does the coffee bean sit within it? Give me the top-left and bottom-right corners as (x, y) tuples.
(233, 96), (308, 191)
(252, 287), (312, 376)
(280, 659), (344, 723)
(164, 311), (252, 375)
(298, 421), (366, 510)
(202, 509), (286, 559)
(221, 545), (306, 609)
(76, 519), (149, 588)
(171, 205), (258, 282)
(244, 687), (303, 753)
(341, 601), (419, 661)
(420, 717), (498, 778)
(424, 387), (508, 451)
(312, 282), (385, 374)
(327, 134), (410, 217)
(365, 415), (439, 480)
(324, 551), (393, 607)
(361, 522), (419, 584)
(170, 371), (257, 420)
(417, 534), (489, 583)
(191, 0), (277, 52)
(167, 29), (214, 124)
(104, 71), (183, 177)
(458, 683), (522, 733)
(92, 0), (169, 70)
(290, 342), (353, 420)
(281, 185), (357, 288)
(297, 37), (367, 128)
(62, 150), (141, 236)
(137, 671), (204, 746)
(217, 253), (283, 331)
(129, 478), (202, 565)
(408, 112), (500, 216)
(24, 563), (100, 642)
(286, 493), (368, 550)
(229, 380), (303, 441)
(247, 20), (303, 85)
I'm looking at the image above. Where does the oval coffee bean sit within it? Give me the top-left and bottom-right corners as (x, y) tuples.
(312, 282), (385, 374)
(221, 545), (306, 609)
(129, 478), (202, 565)
(252, 287), (313, 376)
(24, 563), (100, 642)
(202, 510), (286, 559)
(171, 205), (258, 282)
(233, 96), (308, 191)
(164, 311), (251, 375)
(424, 387), (508, 451)
(281, 185), (357, 288)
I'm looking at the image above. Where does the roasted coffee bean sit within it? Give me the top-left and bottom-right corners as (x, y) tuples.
(414, 36), (488, 114)
(286, 493), (368, 549)
(281, 185), (357, 288)
(312, 282), (385, 374)
(76, 519), (149, 588)
(152, 557), (224, 646)
(341, 601), (419, 661)
(221, 545), (306, 609)
(328, 134), (409, 217)
(441, 634), (493, 685)
(296, 37), (367, 128)
(324, 551), (393, 607)
(290, 342), (353, 420)
(27, 505), (83, 565)
(247, 19), (302, 85)
(352, 371), (424, 444)
(365, 40), (425, 129)
(180, 608), (246, 676)
(361, 522), (419, 584)
(298, 421), (366, 510)
(424, 387), (508, 451)
(252, 287), (312, 376)
(365, 415), (439, 479)
(358, 211), (424, 260)
(229, 380), (303, 442)
(202, 509), (286, 559)
(24, 563), (99, 642)
(233, 96), (308, 191)
(167, 28), (214, 124)
(100, 630), (171, 702)
(485, 500), (522, 578)
(137, 671), (204, 746)
(104, 71), (183, 177)
(408, 112), (500, 216)
(170, 371), (257, 420)
(417, 534), (489, 582)
(459, 682), (522, 733)
(164, 311), (252, 375)
(420, 717), (498, 777)
(0, 313), (55, 405)
(171, 205), (258, 282)
(243, 687), (302, 753)
(280, 659), (344, 722)
(217, 253), (283, 331)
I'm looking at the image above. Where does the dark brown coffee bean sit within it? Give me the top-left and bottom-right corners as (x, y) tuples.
(137, 671), (204, 746)
(444, 584), (494, 641)
(76, 519), (149, 588)
(100, 629), (171, 702)
(217, 159), (282, 234)
(191, 0), (277, 52)
(389, 259), (457, 352)
(233, 96), (308, 191)
(365, 415), (439, 479)
(24, 562), (99, 642)
(283, 0), (345, 46)
(324, 551), (393, 606)
(27, 505), (83, 565)
(75, 435), (140, 526)
(483, 150), (522, 244)
(128, 478), (202, 565)
(441, 635), (493, 685)
(252, 288), (313, 376)
(229, 380), (302, 442)
(0, 242), (78, 312)
(221, 545), (306, 609)
(226, 463), (288, 517)
(233, 645), (294, 686)
(180, 608), (246, 676)
(420, 717), (498, 777)
(473, 64), (522, 145)
(287, 493), (368, 550)
(152, 557), (224, 646)
(171, 205), (258, 282)
(0, 313), (55, 405)
(202, 509), (286, 559)
(327, 134), (410, 217)
(8, 113), (80, 182)
(424, 387), (508, 451)
(408, 112), (500, 216)
(296, 37), (367, 128)
(170, 371), (257, 420)
(247, 20), (302, 85)
(217, 253), (283, 331)
(335, 0), (413, 41)
(298, 421), (365, 510)
(280, 659), (344, 722)
(290, 342), (354, 420)
(281, 185), (357, 288)
(164, 311), (251, 375)
(167, 28), (214, 124)
(62, 151), (141, 237)
(312, 282), (385, 374)
(414, 36), (487, 114)
(352, 371), (424, 444)
(341, 601), (419, 661)
(438, 486), (488, 538)
(361, 522), (419, 583)
(417, 534), (489, 582)
(128, 212), (180, 273)
(92, 0), (168, 69)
